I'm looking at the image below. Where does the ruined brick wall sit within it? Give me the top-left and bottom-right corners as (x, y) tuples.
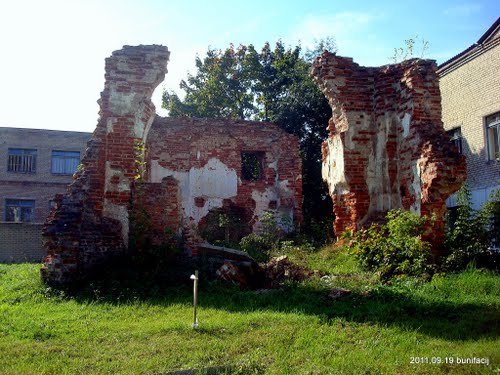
(146, 117), (303, 255)
(42, 45), (170, 285)
(311, 53), (466, 251)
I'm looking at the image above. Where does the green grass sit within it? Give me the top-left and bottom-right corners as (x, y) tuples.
(0, 246), (499, 374)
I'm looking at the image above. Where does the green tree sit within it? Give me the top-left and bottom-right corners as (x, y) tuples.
(163, 41), (335, 229)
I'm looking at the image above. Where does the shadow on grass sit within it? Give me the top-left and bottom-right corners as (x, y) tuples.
(62, 263), (500, 342)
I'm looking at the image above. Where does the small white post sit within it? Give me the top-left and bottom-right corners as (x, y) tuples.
(190, 270), (199, 328)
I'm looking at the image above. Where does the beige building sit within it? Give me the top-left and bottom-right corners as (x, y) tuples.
(438, 17), (500, 209)
(0, 127), (91, 262)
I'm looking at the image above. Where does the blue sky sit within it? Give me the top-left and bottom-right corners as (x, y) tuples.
(0, 0), (498, 132)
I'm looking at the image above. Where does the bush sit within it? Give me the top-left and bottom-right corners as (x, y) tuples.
(349, 210), (433, 280)
(238, 211), (290, 262)
(442, 185), (500, 271)
(239, 233), (271, 262)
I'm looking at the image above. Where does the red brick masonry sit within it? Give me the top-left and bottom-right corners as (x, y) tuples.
(42, 45), (302, 286)
(311, 53), (466, 251)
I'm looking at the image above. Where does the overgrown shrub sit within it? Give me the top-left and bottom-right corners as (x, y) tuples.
(442, 185), (500, 272)
(349, 210), (433, 280)
(239, 211), (289, 262)
(239, 233), (271, 262)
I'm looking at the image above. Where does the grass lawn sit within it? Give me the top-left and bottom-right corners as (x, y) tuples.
(0, 246), (498, 374)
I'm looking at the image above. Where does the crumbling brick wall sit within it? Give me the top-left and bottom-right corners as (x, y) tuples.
(42, 45), (302, 286)
(145, 117), (303, 255)
(311, 53), (466, 251)
(42, 45), (170, 285)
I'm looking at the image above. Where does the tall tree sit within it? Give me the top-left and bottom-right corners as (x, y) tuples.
(163, 41), (335, 230)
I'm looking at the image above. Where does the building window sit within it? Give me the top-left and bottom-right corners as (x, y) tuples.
(486, 112), (500, 161)
(5, 199), (35, 222)
(7, 148), (37, 173)
(447, 127), (462, 154)
(241, 152), (264, 181)
(51, 150), (80, 175)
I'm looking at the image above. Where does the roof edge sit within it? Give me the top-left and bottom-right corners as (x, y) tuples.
(437, 17), (500, 76)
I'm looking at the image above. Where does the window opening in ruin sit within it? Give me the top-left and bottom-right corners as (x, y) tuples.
(7, 148), (37, 173)
(447, 127), (463, 154)
(241, 152), (264, 181)
(5, 199), (35, 222)
(51, 150), (81, 175)
(486, 112), (500, 161)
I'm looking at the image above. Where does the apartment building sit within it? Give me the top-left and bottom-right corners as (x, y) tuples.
(0, 127), (91, 261)
(438, 17), (500, 209)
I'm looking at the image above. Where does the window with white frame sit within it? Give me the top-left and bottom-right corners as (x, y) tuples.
(486, 112), (500, 161)
(51, 150), (80, 175)
(7, 148), (37, 173)
(5, 199), (35, 222)
(447, 127), (463, 154)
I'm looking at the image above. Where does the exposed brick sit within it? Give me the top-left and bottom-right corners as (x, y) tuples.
(42, 45), (170, 286)
(311, 53), (466, 253)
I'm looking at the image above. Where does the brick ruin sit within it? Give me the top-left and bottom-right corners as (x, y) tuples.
(41, 45), (466, 285)
(311, 52), (466, 250)
(143, 117), (302, 249)
(42, 45), (302, 285)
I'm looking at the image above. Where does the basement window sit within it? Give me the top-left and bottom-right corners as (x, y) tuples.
(241, 152), (264, 181)
(5, 199), (35, 222)
(486, 112), (500, 161)
(7, 148), (37, 173)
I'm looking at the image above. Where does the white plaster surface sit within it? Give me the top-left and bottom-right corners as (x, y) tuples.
(151, 158), (238, 224)
(402, 113), (411, 138)
(105, 162), (130, 193)
(108, 88), (137, 116)
(322, 136), (349, 196)
(103, 200), (129, 245)
(251, 188), (294, 233)
(410, 162), (422, 214)
(133, 101), (155, 139)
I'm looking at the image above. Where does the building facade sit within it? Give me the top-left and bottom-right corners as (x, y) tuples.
(0, 127), (91, 262)
(438, 18), (500, 208)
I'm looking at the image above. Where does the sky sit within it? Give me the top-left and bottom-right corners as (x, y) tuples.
(0, 0), (498, 133)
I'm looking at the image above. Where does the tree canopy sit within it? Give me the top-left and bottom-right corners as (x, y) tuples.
(162, 40), (335, 230)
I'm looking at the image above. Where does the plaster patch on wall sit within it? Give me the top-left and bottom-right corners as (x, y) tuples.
(410, 162), (422, 214)
(151, 158), (238, 224)
(251, 188), (278, 231)
(105, 162), (130, 192)
(278, 179), (292, 196)
(103, 200), (129, 244)
(268, 160), (278, 171)
(322, 136), (349, 196)
(133, 102), (154, 139)
(107, 118), (114, 133)
(108, 88), (136, 116)
(402, 113), (411, 138)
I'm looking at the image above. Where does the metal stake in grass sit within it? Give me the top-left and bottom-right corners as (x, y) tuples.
(190, 270), (199, 328)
